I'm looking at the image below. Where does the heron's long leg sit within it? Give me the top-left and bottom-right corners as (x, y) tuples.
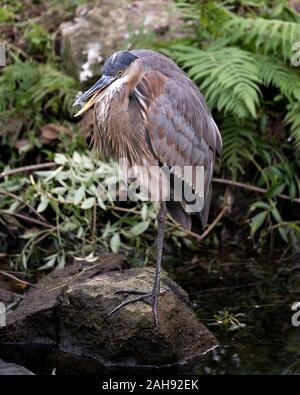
(108, 202), (167, 326)
(152, 201), (167, 324)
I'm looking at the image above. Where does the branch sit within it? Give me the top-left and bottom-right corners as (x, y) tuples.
(0, 188), (46, 222)
(213, 177), (300, 204)
(0, 162), (57, 179)
(167, 204), (227, 242)
(0, 270), (32, 287)
(2, 163), (298, 206)
(0, 210), (55, 229)
(195, 205), (227, 241)
(5, 41), (30, 59)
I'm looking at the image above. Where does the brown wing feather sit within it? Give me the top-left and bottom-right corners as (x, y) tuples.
(131, 49), (222, 156)
(135, 66), (221, 228)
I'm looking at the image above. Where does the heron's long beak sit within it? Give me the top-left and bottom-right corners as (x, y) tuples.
(73, 75), (115, 117)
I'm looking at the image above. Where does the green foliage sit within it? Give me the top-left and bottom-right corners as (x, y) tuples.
(212, 309), (246, 331)
(0, 6), (15, 22)
(168, 0), (300, 246)
(125, 24), (157, 50)
(0, 58), (78, 127)
(23, 22), (52, 56)
(1, 0), (300, 269)
(226, 16), (300, 61)
(219, 117), (256, 174)
(256, 56), (300, 101)
(0, 152), (194, 270)
(176, 1), (232, 39)
(48, 0), (87, 16)
(169, 44), (261, 118)
(286, 102), (300, 147)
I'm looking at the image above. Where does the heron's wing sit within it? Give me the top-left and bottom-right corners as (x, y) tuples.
(132, 49), (222, 155)
(136, 70), (221, 228)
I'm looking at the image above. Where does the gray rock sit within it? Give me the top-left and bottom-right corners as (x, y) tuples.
(0, 254), (124, 344)
(0, 359), (34, 375)
(0, 255), (218, 370)
(0, 286), (16, 307)
(58, 267), (218, 367)
(60, 0), (183, 84)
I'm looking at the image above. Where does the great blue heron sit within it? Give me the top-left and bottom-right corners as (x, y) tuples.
(73, 49), (222, 325)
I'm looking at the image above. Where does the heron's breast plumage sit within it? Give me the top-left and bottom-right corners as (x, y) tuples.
(93, 79), (156, 168)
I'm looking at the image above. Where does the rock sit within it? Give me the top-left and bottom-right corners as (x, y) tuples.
(58, 267), (218, 367)
(0, 275), (21, 317)
(0, 253), (124, 344)
(0, 286), (16, 307)
(0, 358), (34, 375)
(59, 0), (183, 84)
(0, 256), (218, 372)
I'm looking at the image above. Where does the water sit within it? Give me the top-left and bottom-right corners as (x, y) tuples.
(166, 249), (300, 375)
(1, 249), (299, 374)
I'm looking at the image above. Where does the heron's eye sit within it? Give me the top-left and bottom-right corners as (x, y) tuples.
(117, 70), (123, 77)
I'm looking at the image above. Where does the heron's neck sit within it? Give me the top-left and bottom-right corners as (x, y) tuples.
(92, 61), (150, 164)
(93, 84), (148, 165)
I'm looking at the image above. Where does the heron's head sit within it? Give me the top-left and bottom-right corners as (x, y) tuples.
(73, 50), (139, 117)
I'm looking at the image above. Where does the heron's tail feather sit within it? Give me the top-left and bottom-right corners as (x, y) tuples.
(166, 201), (192, 230)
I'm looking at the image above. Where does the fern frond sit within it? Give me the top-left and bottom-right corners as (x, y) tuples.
(0, 59), (38, 111)
(221, 116), (257, 174)
(28, 64), (77, 113)
(0, 60), (77, 118)
(286, 102), (300, 148)
(176, 0), (233, 37)
(168, 44), (261, 119)
(225, 16), (300, 61)
(255, 55), (300, 101)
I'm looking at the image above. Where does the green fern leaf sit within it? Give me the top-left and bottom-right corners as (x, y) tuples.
(168, 44), (261, 119)
(226, 16), (300, 61)
(286, 102), (300, 148)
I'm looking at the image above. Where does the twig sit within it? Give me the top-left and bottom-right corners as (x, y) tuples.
(213, 177), (300, 204)
(47, 256), (113, 292)
(107, 205), (141, 215)
(196, 205), (227, 241)
(167, 204), (227, 242)
(92, 202), (97, 244)
(5, 41), (30, 59)
(0, 188), (46, 222)
(0, 210), (55, 229)
(0, 270), (32, 287)
(0, 162), (57, 179)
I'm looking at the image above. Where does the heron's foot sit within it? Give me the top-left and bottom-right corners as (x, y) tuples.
(108, 288), (169, 326)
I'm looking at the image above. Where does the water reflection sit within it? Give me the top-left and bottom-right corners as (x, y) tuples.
(166, 249), (300, 375)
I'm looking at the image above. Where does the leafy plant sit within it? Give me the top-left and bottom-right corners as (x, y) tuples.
(211, 309), (246, 331)
(167, 0), (300, 246)
(0, 57), (79, 165)
(0, 5), (15, 22)
(125, 23), (157, 50)
(0, 152), (197, 270)
(0, 58), (77, 119)
(23, 22), (52, 57)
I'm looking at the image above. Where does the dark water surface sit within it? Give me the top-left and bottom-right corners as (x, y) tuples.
(166, 249), (300, 375)
(1, 249), (299, 375)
